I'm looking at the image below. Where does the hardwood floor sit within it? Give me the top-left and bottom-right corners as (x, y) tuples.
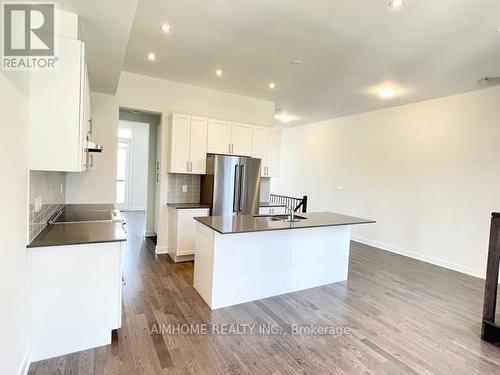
(29, 211), (500, 375)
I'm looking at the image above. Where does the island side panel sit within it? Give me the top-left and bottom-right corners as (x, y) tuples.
(288, 225), (351, 292)
(211, 230), (291, 309)
(193, 222), (216, 307)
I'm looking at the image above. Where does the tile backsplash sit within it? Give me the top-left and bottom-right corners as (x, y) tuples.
(29, 170), (66, 243)
(167, 173), (271, 205)
(167, 174), (200, 203)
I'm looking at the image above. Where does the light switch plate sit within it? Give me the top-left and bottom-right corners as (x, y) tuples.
(182, 185), (188, 193)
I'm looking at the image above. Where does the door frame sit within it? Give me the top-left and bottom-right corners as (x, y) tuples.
(116, 137), (132, 210)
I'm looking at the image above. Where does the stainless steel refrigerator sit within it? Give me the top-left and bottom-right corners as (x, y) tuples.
(200, 154), (261, 216)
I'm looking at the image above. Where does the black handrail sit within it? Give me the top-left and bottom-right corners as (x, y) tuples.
(270, 194), (308, 213)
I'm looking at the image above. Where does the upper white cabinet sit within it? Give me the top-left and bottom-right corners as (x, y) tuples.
(168, 113), (208, 174)
(207, 119), (231, 154)
(230, 123), (253, 156)
(252, 127), (281, 177)
(207, 120), (253, 156)
(168, 112), (281, 177)
(29, 36), (92, 172)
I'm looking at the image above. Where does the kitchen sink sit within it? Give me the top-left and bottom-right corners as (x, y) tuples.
(270, 214), (307, 222)
(254, 214), (307, 222)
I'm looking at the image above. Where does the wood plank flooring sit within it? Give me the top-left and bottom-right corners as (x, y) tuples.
(28, 211), (500, 375)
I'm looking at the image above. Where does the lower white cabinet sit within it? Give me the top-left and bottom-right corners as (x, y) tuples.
(30, 241), (124, 361)
(259, 206), (287, 215)
(168, 207), (210, 262)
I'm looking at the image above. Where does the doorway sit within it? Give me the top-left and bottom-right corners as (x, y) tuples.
(116, 138), (131, 210)
(117, 108), (162, 237)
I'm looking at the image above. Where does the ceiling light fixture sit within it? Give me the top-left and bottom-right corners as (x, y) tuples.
(160, 24), (172, 34)
(274, 111), (298, 124)
(269, 82), (276, 90)
(388, 0), (404, 9)
(215, 69), (223, 77)
(147, 53), (156, 61)
(379, 87), (397, 98)
(291, 59), (303, 66)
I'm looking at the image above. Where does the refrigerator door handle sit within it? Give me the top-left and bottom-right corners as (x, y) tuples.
(232, 164), (240, 212)
(239, 165), (245, 212)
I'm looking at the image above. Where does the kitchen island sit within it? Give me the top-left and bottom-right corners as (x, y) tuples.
(193, 212), (374, 309)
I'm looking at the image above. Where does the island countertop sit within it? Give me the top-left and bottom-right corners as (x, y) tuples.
(194, 212), (375, 235)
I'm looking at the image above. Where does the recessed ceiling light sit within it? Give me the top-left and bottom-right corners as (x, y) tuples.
(291, 59), (303, 66)
(215, 69), (223, 77)
(389, 0), (404, 9)
(160, 24), (172, 34)
(269, 82), (276, 90)
(147, 53), (156, 61)
(379, 87), (397, 98)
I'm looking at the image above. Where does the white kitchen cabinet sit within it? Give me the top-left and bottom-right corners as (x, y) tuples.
(30, 241), (123, 361)
(168, 207), (210, 262)
(29, 36), (91, 172)
(230, 122), (253, 156)
(252, 127), (282, 177)
(207, 119), (231, 154)
(207, 120), (253, 156)
(167, 114), (208, 174)
(190, 116), (209, 173)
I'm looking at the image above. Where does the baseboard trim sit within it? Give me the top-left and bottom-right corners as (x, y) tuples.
(351, 236), (485, 279)
(17, 349), (31, 375)
(155, 245), (168, 255)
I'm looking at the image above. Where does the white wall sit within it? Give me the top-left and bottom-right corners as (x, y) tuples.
(118, 120), (150, 210)
(66, 93), (119, 203)
(272, 86), (500, 278)
(0, 72), (30, 375)
(117, 71), (275, 126)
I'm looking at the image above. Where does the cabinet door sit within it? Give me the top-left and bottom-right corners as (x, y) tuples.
(207, 119), (231, 154)
(177, 209), (210, 255)
(231, 123), (253, 156)
(252, 127), (268, 176)
(189, 116), (208, 174)
(29, 37), (85, 171)
(168, 114), (191, 173)
(266, 129), (282, 177)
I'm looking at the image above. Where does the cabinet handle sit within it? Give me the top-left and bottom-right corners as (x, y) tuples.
(90, 154), (94, 168)
(228, 143), (232, 153)
(190, 161), (193, 172)
(187, 161), (190, 172)
(88, 119), (93, 135)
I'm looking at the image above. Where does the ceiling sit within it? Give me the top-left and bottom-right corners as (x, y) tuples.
(72, 0), (500, 126)
(59, 0), (139, 94)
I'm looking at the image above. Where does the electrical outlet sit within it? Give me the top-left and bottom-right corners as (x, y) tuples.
(59, 183), (64, 195)
(35, 196), (42, 212)
(182, 185), (188, 193)
(336, 185), (343, 191)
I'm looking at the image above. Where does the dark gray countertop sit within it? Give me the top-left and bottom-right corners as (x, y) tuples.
(194, 212), (375, 235)
(167, 203), (212, 209)
(28, 203), (127, 248)
(28, 221), (127, 248)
